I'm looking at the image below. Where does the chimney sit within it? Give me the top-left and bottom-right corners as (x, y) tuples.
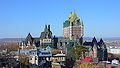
(48, 24), (50, 31)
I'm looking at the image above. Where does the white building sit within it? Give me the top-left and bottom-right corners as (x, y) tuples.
(112, 59), (119, 64)
(20, 46), (52, 66)
(108, 45), (120, 54)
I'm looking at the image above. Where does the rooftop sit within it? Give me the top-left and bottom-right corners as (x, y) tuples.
(53, 53), (65, 57)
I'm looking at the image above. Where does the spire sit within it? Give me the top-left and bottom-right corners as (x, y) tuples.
(28, 33), (31, 35)
(92, 37), (97, 44)
(92, 37), (98, 50)
(28, 33), (32, 38)
(98, 38), (104, 46)
(99, 38), (106, 48)
(25, 33), (33, 42)
(100, 38), (104, 43)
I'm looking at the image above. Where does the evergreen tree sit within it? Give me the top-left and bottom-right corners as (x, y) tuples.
(70, 45), (89, 60)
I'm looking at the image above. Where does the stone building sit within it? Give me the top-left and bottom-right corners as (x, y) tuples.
(63, 12), (83, 40)
(21, 25), (54, 48)
(20, 12), (107, 61)
(40, 25), (54, 48)
(83, 37), (108, 61)
(29, 46), (52, 68)
(20, 46), (52, 68)
(55, 12), (84, 51)
(22, 33), (40, 47)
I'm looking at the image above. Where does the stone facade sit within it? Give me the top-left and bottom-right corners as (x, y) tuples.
(40, 25), (54, 48)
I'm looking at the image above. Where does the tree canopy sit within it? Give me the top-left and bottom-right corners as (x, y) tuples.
(70, 45), (89, 60)
(77, 62), (99, 68)
(0, 42), (20, 51)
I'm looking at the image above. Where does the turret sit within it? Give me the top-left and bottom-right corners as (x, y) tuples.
(99, 38), (106, 48)
(92, 37), (97, 45)
(26, 33), (33, 40)
(25, 33), (33, 46)
(93, 43), (98, 58)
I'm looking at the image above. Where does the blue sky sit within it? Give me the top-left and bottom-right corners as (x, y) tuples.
(0, 0), (120, 38)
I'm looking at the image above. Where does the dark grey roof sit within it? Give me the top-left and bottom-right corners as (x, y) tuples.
(40, 25), (53, 39)
(98, 38), (106, 48)
(83, 37), (107, 49)
(83, 41), (92, 46)
(25, 33), (33, 43)
(33, 38), (40, 42)
(92, 37), (97, 44)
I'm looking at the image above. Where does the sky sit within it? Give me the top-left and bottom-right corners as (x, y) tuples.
(0, 0), (120, 38)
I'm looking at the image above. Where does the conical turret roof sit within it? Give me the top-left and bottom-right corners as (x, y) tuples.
(99, 38), (104, 43)
(92, 37), (97, 43)
(25, 33), (33, 43)
(27, 33), (32, 38)
(99, 38), (106, 48)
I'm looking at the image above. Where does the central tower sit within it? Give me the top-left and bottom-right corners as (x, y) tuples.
(63, 12), (84, 40)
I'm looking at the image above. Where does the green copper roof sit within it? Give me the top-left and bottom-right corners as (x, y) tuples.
(68, 12), (78, 22)
(63, 20), (70, 27)
(63, 12), (83, 28)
